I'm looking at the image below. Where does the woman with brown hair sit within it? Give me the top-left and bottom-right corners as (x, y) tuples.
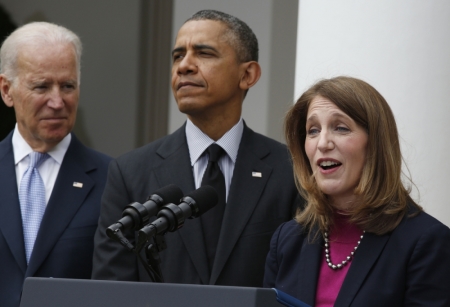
(264, 76), (450, 306)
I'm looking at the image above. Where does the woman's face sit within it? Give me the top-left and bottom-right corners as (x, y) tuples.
(305, 95), (368, 209)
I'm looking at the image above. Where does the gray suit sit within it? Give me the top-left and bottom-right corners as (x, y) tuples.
(92, 123), (300, 287)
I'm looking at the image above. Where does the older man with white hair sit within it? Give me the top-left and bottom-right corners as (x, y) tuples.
(0, 22), (111, 307)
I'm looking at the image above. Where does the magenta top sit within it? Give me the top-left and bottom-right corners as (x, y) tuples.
(315, 213), (363, 307)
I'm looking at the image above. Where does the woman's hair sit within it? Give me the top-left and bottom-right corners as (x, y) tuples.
(285, 76), (421, 235)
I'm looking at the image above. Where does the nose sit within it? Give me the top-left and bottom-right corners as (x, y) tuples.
(176, 53), (198, 75)
(317, 130), (334, 152)
(47, 87), (64, 109)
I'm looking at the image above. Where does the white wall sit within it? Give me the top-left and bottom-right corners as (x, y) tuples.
(295, 0), (450, 226)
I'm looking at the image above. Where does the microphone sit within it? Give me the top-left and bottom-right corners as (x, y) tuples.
(136, 185), (218, 248)
(106, 184), (184, 239)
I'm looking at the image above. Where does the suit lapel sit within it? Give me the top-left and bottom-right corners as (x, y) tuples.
(210, 126), (272, 284)
(286, 227), (323, 306)
(26, 136), (95, 277)
(297, 229), (322, 306)
(335, 232), (390, 307)
(0, 135), (27, 274)
(153, 126), (210, 284)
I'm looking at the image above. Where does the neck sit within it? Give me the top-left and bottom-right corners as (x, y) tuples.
(329, 194), (360, 212)
(18, 127), (56, 153)
(188, 113), (241, 141)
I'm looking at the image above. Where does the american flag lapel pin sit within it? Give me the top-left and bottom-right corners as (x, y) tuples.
(73, 182), (83, 188)
(252, 172), (262, 178)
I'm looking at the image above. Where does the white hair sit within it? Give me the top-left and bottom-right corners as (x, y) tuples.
(0, 21), (82, 84)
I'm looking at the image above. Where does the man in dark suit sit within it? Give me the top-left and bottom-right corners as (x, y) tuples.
(92, 10), (300, 287)
(0, 22), (111, 307)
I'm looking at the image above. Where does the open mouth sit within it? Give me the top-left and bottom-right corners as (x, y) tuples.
(319, 161), (342, 170)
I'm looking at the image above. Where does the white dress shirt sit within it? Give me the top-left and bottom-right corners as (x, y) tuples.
(12, 125), (71, 205)
(186, 118), (244, 202)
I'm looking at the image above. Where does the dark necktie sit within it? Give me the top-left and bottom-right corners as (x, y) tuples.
(200, 143), (226, 271)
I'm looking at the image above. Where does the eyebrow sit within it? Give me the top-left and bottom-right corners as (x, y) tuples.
(171, 44), (218, 56)
(306, 112), (351, 123)
(63, 79), (78, 86)
(29, 78), (48, 85)
(28, 78), (78, 87)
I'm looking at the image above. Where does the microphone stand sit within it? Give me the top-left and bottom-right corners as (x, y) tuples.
(144, 234), (167, 283)
(109, 227), (166, 282)
(108, 186), (217, 282)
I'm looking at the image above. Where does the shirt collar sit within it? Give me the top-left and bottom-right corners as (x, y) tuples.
(12, 124), (72, 165)
(186, 118), (244, 166)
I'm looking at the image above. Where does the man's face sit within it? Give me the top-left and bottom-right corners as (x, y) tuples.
(0, 43), (79, 151)
(171, 20), (245, 119)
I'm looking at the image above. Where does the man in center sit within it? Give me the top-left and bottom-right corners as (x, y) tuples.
(92, 10), (300, 287)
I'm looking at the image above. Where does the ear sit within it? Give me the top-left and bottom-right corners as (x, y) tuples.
(0, 75), (14, 107)
(239, 61), (261, 91)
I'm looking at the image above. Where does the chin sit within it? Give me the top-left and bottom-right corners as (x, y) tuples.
(40, 130), (70, 143)
(177, 103), (203, 116)
(317, 184), (343, 197)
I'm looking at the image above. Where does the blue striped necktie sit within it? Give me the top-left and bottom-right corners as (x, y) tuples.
(19, 152), (49, 263)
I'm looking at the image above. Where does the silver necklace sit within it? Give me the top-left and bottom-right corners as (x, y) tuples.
(324, 230), (365, 270)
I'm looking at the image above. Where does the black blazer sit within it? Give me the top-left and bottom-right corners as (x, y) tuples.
(0, 132), (111, 307)
(92, 123), (300, 286)
(264, 208), (450, 306)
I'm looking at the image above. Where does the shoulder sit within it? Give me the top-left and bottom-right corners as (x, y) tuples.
(0, 131), (13, 156)
(68, 134), (112, 168)
(115, 126), (186, 165)
(398, 208), (450, 235)
(272, 219), (306, 245)
(79, 144), (112, 164)
(392, 208), (450, 250)
(267, 219), (310, 270)
(241, 125), (291, 164)
(278, 218), (304, 232)
(244, 126), (288, 152)
(391, 207), (450, 305)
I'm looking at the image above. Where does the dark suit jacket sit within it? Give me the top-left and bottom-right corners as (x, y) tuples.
(0, 132), (111, 307)
(92, 123), (300, 286)
(264, 208), (450, 306)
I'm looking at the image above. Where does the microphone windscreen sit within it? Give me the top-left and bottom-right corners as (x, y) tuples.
(186, 185), (218, 215)
(153, 184), (184, 204)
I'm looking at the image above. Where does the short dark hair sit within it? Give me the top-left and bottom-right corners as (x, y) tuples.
(186, 10), (258, 63)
